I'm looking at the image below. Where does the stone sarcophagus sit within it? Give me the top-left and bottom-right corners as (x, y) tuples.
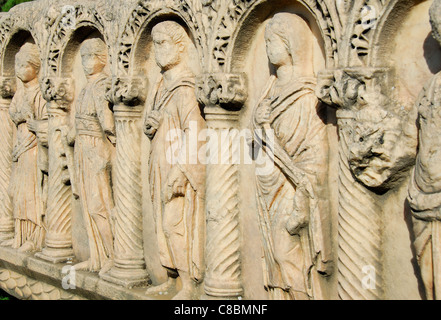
(0, 0), (439, 300)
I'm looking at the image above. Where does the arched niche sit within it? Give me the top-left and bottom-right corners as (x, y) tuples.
(2, 29), (38, 78)
(132, 13), (202, 93)
(117, 1), (206, 76)
(132, 13), (203, 287)
(229, 1), (336, 300)
(61, 26), (108, 99)
(61, 26), (107, 76)
(234, 3), (326, 119)
(44, 4), (108, 78)
(371, 0), (441, 106)
(229, 2), (326, 76)
(58, 25), (110, 263)
(1, 29), (42, 106)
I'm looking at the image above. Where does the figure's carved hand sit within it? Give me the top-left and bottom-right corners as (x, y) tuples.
(27, 117), (38, 133)
(144, 110), (162, 139)
(286, 213), (309, 236)
(286, 194), (310, 236)
(255, 99), (272, 125)
(165, 166), (188, 203)
(412, 209), (441, 222)
(66, 127), (76, 146)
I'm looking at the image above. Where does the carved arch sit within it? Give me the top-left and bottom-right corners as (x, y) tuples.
(209, 0), (341, 73)
(0, 13), (41, 78)
(337, 0), (428, 67)
(343, 0), (396, 67)
(117, 0), (207, 76)
(44, 3), (108, 77)
(368, 0), (430, 67)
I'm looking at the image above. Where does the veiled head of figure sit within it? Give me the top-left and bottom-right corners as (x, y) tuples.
(15, 43), (40, 83)
(430, 0), (441, 46)
(80, 38), (107, 77)
(152, 20), (189, 71)
(264, 13), (312, 69)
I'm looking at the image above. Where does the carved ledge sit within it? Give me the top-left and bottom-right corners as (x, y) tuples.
(0, 246), (151, 300)
(107, 76), (147, 106)
(196, 72), (247, 110)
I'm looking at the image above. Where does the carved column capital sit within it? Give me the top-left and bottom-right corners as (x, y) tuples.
(317, 66), (416, 190)
(316, 67), (392, 111)
(0, 77), (16, 100)
(106, 76), (147, 106)
(41, 77), (75, 111)
(196, 72), (247, 110)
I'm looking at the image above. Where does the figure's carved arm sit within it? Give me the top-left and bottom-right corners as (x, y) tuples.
(9, 97), (30, 126)
(28, 99), (49, 147)
(143, 109), (161, 140)
(164, 88), (206, 203)
(408, 168), (441, 222)
(95, 82), (116, 146)
(29, 119), (49, 147)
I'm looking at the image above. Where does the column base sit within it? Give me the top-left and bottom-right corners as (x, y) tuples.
(35, 247), (74, 264)
(100, 266), (150, 289)
(204, 279), (243, 298)
(200, 294), (242, 300)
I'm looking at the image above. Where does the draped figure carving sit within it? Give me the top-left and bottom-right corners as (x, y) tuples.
(70, 38), (115, 273)
(9, 43), (48, 253)
(250, 13), (332, 300)
(407, 0), (441, 300)
(0, 0), (433, 301)
(143, 21), (206, 300)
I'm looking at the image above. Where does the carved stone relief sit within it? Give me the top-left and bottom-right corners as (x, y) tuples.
(70, 38), (115, 274)
(143, 20), (206, 300)
(0, 0), (439, 301)
(249, 12), (332, 300)
(407, 0), (441, 300)
(9, 42), (48, 253)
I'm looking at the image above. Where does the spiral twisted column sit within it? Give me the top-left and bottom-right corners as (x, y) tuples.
(204, 109), (242, 297)
(196, 73), (247, 298)
(100, 78), (149, 288)
(0, 77), (16, 246)
(336, 112), (383, 300)
(316, 69), (386, 300)
(36, 78), (74, 263)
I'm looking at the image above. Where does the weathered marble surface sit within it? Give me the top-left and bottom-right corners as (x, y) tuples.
(0, 0), (439, 300)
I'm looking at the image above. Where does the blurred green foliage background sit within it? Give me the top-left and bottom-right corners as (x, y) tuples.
(1, 0), (33, 12)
